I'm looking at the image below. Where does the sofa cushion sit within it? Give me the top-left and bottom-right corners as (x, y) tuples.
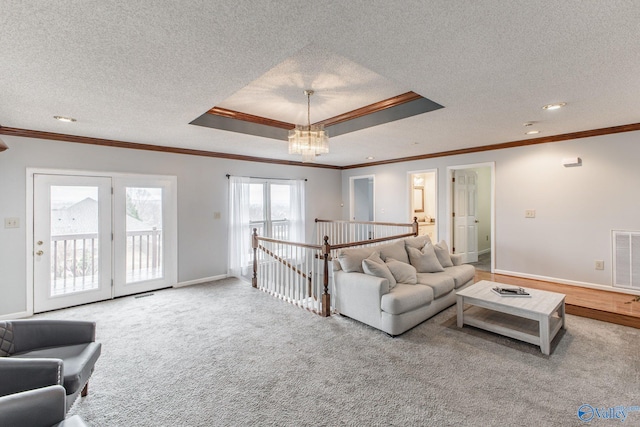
(378, 239), (410, 264)
(407, 243), (444, 273)
(381, 284), (434, 315)
(362, 252), (397, 289)
(13, 343), (101, 395)
(433, 241), (454, 268)
(385, 258), (417, 284)
(416, 273), (455, 298)
(443, 264), (476, 288)
(404, 235), (432, 250)
(337, 247), (375, 273)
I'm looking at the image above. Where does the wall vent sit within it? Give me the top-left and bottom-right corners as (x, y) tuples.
(613, 230), (640, 290)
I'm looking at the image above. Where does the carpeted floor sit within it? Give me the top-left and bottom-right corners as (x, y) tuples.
(36, 278), (640, 426)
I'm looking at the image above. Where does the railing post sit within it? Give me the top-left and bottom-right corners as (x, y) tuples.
(321, 235), (331, 317)
(252, 228), (258, 288)
(412, 217), (419, 236)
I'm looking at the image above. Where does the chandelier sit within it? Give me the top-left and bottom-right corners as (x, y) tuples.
(288, 89), (329, 162)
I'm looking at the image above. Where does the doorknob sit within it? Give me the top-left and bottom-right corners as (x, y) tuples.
(37, 241), (43, 245)
(35, 250), (44, 256)
(475, 220), (479, 223)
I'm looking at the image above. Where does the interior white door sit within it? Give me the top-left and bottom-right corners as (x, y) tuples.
(453, 170), (479, 263)
(33, 174), (113, 312)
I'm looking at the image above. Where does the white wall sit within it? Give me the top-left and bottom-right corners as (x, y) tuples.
(341, 131), (640, 291)
(0, 137), (342, 317)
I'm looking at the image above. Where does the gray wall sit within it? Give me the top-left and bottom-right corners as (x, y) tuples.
(0, 137), (342, 317)
(341, 131), (640, 290)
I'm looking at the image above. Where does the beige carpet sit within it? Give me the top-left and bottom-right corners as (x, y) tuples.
(36, 278), (640, 426)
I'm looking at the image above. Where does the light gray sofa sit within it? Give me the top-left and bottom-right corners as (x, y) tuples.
(333, 235), (475, 336)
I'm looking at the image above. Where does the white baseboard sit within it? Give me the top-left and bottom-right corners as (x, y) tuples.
(493, 269), (640, 296)
(174, 274), (228, 288)
(0, 310), (32, 320)
(478, 248), (491, 256)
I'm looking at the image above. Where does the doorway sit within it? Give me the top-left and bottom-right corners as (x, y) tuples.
(447, 163), (494, 271)
(29, 170), (177, 313)
(408, 170), (437, 241)
(349, 175), (375, 222)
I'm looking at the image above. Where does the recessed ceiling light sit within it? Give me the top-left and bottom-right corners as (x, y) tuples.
(54, 115), (76, 122)
(525, 130), (540, 135)
(542, 102), (566, 110)
(366, 156), (375, 160)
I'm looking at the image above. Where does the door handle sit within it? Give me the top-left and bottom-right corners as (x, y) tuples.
(35, 250), (44, 256)
(475, 220), (479, 223)
(37, 241), (43, 245)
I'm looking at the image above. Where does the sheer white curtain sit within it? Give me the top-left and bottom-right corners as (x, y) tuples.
(227, 176), (251, 278)
(289, 179), (306, 244)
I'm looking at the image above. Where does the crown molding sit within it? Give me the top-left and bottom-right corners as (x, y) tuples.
(2, 122), (639, 170)
(0, 126), (341, 169)
(342, 122), (640, 169)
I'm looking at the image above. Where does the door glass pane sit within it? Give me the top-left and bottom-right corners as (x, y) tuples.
(50, 186), (100, 295)
(126, 187), (163, 283)
(249, 183), (265, 236)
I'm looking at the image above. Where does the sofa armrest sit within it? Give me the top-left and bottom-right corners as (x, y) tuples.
(450, 253), (463, 266)
(10, 320), (96, 353)
(0, 358), (63, 397)
(334, 270), (390, 327)
(0, 385), (66, 426)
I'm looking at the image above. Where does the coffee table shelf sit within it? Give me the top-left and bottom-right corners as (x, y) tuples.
(456, 280), (566, 355)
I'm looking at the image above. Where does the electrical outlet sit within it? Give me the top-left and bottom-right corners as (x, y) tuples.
(595, 260), (604, 270)
(4, 217), (19, 228)
(525, 209), (536, 218)
(213, 212), (221, 220)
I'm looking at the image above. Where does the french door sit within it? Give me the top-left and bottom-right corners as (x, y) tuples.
(32, 172), (177, 313)
(33, 174), (113, 312)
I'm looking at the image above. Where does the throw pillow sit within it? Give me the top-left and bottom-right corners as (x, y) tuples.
(385, 258), (417, 284)
(433, 240), (454, 268)
(407, 242), (444, 273)
(378, 239), (410, 264)
(337, 247), (375, 273)
(362, 252), (397, 289)
(404, 235), (432, 250)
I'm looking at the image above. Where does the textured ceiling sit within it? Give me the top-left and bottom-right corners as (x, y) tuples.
(1, 1), (639, 167)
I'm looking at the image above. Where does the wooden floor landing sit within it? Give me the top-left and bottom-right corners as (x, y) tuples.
(475, 271), (640, 329)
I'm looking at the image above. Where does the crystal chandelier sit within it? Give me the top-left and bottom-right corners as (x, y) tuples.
(288, 90), (329, 162)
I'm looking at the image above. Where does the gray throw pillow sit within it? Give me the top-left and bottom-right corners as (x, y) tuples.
(362, 252), (397, 289)
(379, 239), (410, 264)
(407, 242), (444, 273)
(404, 235), (432, 250)
(337, 247), (375, 273)
(433, 240), (454, 267)
(385, 258), (417, 284)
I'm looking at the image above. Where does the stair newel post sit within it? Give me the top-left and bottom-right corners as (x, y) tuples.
(412, 217), (419, 236)
(252, 228), (258, 288)
(321, 235), (331, 317)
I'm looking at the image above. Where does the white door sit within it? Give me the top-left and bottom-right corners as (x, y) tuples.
(34, 174), (113, 312)
(113, 177), (177, 297)
(453, 170), (478, 263)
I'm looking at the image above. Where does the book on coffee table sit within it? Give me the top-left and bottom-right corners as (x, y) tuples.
(491, 286), (531, 297)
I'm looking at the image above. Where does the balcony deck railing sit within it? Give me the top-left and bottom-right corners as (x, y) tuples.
(49, 229), (162, 296)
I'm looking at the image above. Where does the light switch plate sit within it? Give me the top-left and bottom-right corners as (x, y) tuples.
(595, 260), (604, 270)
(525, 209), (536, 218)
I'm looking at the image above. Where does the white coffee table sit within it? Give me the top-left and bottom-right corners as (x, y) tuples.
(456, 280), (566, 355)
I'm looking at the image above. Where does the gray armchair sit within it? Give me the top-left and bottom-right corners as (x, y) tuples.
(0, 385), (88, 427)
(0, 320), (101, 411)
